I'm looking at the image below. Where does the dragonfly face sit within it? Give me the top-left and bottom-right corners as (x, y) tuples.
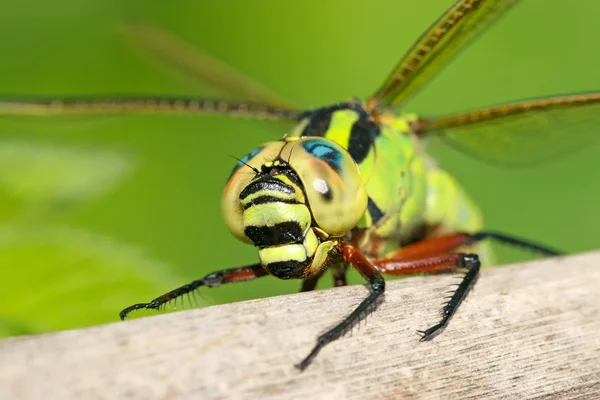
(222, 137), (367, 279)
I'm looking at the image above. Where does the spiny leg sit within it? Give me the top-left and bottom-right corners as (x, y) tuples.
(375, 252), (480, 340)
(373, 231), (562, 340)
(415, 254), (479, 340)
(119, 263), (268, 320)
(296, 244), (385, 371)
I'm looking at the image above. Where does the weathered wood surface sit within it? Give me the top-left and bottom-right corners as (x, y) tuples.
(1, 252), (599, 400)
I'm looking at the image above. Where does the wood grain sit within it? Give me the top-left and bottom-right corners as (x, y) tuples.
(1, 252), (599, 400)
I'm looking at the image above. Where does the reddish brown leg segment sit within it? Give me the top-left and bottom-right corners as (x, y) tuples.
(376, 253), (472, 275)
(119, 264), (268, 319)
(380, 231), (560, 266)
(296, 244), (385, 371)
(379, 233), (475, 264)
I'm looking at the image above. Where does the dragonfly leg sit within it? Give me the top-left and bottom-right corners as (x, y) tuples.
(331, 262), (348, 287)
(301, 271), (325, 292)
(375, 252), (480, 340)
(380, 231), (561, 264)
(119, 263), (268, 320)
(296, 244), (385, 371)
(466, 231), (562, 256)
(371, 231), (561, 341)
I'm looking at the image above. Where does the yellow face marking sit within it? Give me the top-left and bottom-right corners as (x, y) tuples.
(243, 203), (311, 232)
(258, 244), (307, 266)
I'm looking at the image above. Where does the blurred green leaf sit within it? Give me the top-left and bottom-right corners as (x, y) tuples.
(0, 318), (34, 336)
(0, 140), (133, 211)
(0, 225), (207, 337)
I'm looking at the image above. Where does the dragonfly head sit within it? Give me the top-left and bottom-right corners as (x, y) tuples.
(222, 137), (368, 279)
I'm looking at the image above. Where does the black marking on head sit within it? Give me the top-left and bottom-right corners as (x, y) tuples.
(239, 177), (295, 200)
(348, 116), (380, 164)
(279, 165), (304, 187)
(367, 197), (385, 225)
(266, 259), (310, 279)
(301, 109), (333, 137)
(243, 196), (301, 210)
(244, 221), (305, 247)
(259, 159), (304, 188)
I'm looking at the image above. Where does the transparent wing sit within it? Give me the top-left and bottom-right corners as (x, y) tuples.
(0, 96), (303, 121)
(372, 0), (521, 108)
(416, 92), (600, 166)
(0, 20), (306, 121)
(123, 21), (300, 110)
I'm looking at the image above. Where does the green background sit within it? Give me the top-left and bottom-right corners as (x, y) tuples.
(0, 0), (598, 337)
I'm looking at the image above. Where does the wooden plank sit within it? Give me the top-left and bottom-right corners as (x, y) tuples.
(1, 252), (599, 400)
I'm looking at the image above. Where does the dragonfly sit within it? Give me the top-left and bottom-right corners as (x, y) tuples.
(0, 0), (598, 371)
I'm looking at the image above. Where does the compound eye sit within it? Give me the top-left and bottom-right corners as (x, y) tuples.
(221, 141), (283, 244)
(284, 138), (367, 236)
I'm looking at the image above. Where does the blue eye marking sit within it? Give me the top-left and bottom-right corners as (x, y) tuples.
(228, 146), (263, 179)
(302, 140), (343, 172)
